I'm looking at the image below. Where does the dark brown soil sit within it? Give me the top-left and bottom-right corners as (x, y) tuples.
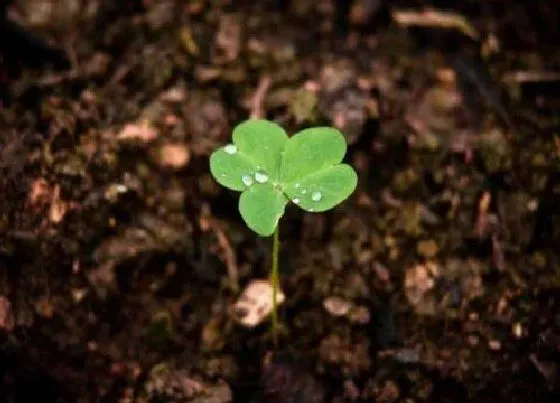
(1, 1), (560, 402)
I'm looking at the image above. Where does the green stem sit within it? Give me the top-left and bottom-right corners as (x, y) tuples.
(271, 223), (280, 347)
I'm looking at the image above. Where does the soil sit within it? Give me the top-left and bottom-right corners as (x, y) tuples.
(1, 1), (560, 402)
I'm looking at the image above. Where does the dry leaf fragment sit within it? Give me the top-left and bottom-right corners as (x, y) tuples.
(50, 184), (72, 223)
(117, 121), (157, 143)
(157, 143), (190, 169)
(323, 296), (352, 317)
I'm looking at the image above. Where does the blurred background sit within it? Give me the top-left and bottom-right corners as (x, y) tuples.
(1, 1), (559, 402)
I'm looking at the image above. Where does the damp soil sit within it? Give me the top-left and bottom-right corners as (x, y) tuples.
(1, 1), (560, 402)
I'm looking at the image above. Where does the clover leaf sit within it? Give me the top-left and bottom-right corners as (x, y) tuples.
(210, 119), (358, 236)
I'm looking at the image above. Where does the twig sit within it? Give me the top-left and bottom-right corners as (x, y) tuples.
(392, 9), (479, 40)
(250, 75), (271, 119)
(198, 205), (239, 291)
(214, 225), (239, 292)
(502, 70), (560, 84)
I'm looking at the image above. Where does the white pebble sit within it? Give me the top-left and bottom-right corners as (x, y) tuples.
(233, 280), (285, 328)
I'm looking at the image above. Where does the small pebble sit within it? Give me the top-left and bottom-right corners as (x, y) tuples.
(233, 280), (285, 328)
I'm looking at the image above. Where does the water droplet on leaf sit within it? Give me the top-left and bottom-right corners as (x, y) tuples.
(224, 144), (238, 154)
(295, 183), (301, 188)
(242, 175), (253, 186)
(254, 171), (269, 183)
(312, 191), (322, 201)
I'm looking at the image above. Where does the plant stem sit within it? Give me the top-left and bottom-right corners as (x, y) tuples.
(271, 223), (280, 347)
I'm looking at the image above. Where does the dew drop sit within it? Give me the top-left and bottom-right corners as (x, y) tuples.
(311, 191), (322, 202)
(292, 198), (300, 205)
(254, 171), (269, 183)
(301, 189), (307, 194)
(224, 144), (238, 154)
(295, 183), (301, 188)
(242, 175), (253, 186)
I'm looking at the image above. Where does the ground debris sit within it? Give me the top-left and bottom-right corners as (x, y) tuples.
(144, 364), (232, 402)
(0, 295), (15, 332)
(233, 280), (285, 328)
(1, 1), (560, 401)
(261, 352), (326, 403)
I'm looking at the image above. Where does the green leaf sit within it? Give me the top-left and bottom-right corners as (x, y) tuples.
(233, 119), (288, 180)
(239, 184), (288, 236)
(209, 119), (358, 237)
(284, 164), (357, 212)
(279, 127), (346, 185)
(209, 146), (261, 191)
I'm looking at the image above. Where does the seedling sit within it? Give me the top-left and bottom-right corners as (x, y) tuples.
(209, 119), (358, 343)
